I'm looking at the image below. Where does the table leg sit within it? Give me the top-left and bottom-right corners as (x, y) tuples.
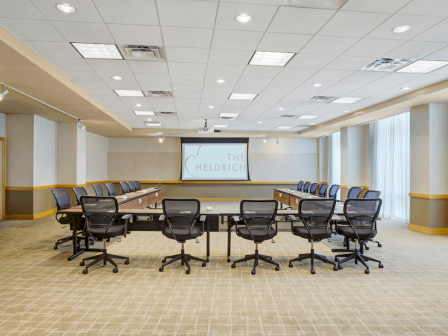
(206, 218), (210, 262)
(68, 215), (84, 261)
(227, 215), (231, 262)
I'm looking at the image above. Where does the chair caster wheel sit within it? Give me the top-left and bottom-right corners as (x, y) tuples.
(202, 262), (206, 267)
(186, 270), (190, 275)
(159, 267), (164, 272)
(339, 264), (343, 269)
(275, 266), (280, 271)
(80, 262), (85, 266)
(365, 246), (370, 250)
(379, 263), (384, 268)
(378, 244), (382, 247)
(125, 260), (130, 265)
(251, 270), (256, 275)
(54, 246), (58, 250)
(113, 268), (118, 273)
(289, 262), (293, 268)
(333, 266), (338, 271)
(311, 270), (315, 274)
(227, 258), (230, 262)
(162, 259), (166, 263)
(82, 269), (88, 274)
(365, 269), (370, 274)
(231, 264), (236, 268)
(335, 257), (339, 262)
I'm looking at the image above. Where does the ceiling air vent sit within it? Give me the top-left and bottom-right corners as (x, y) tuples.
(282, 0), (348, 9)
(309, 96), (337, 103)
(155, 111), (177, 116)
(218, 116), (235, 120)
(361, 58), (413, 72)
(144, 91), (172, 98)
(279, 115), (298, 118)
(121, 45), (164, 61)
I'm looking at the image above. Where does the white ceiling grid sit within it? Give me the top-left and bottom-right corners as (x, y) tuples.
(0, 0), (448, 132)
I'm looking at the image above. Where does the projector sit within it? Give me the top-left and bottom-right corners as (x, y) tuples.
(198, 126), (214, 134)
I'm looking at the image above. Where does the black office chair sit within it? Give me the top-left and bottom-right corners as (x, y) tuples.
(288, 199), (338, 274)
(79, 196), (131, 274)
(328, 184), (340, 199)
(364, 190), (381, 199)
(133, 181), (142, 191)
(127, 181), (135, 192)
(347, 186), (363, 199)
(231, 200), (280, 275)
(309, 183), (319, 195)
(297, 181), (303, 191)
(318, 183), (328, 197)
(105, 182), (117, 196)
(73, 186), (88, 205)
(335, 198), (384, 274)
(302, 182), (310, 193)
(92, 184), (104, 196)
(159, 199), (207, 274)
(120, 181), (130, 194)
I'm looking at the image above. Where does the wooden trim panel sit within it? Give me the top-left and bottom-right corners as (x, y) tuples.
(6, 184), (87, 191)
(408, 223), (448, 235)
(5, 208), (57, 220)
(409, 193), (448, 200)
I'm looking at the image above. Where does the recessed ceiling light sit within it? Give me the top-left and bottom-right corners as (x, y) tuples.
(208, 105), (214, 109)
(278, 107), (284, 110)
(145, 123), (162, 127)
(112, 75), (123, 81)
(229, 93), (257, 100)
(343, 110), (350, 113)
(71, 43), (122, 59)
(114, 90), (144, 97)
(392, 25), (411, 33)
(218, 113), (239, 120)
(135, 103), (142, 107)
(214, 125), (229, 128)
(56, 3), (76, 13)
(146, 118), (152, 121)
(235, 13), (252, 23)
(397, 60), (448, 73)
(277, 126), (292, 130)
(258, 121), (262, 123)
(401, 87), (411, 91)
(298, 115), (318, 120)
(216, 79), (226, 84)
(312, 83), (322, 87)
(134, 111), (155, 116)
(332, 97), (364, 104)
(249, 51), (295, 67)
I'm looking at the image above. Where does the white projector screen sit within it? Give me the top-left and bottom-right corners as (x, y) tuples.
(181, 139), (250, 181)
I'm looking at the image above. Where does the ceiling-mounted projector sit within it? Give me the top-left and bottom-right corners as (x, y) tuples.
(198, 119), (221, 133)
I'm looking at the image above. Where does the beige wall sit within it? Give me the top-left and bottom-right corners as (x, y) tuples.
(86, 131), (108, 182)
(33, 115), (57, 187)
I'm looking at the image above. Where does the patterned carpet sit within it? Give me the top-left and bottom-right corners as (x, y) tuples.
(0, 212), (448, 335)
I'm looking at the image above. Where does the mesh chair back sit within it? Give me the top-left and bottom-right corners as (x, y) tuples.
(51, 188), (71, 210)
(73, 187), (88, 205)
(127, 181), (135, 192)
(92, 184), (104, 196)
(328, 184), (340, 199)
(133, 181), (142, 191)
(318, 183), (328, 197)
(347, 187), (363, 198)
(120, 181), (130, 194)
(297, 181), (303, 191)
(344, 199), (382, 238)
(364, 190), (381, 198)
(105, 183), (117, 196)
(303, 182), (310, 193)
(162, 199), (201, 242)
(240, 200), (277, 241)
(81, 196), (118, 235)
(309, 183), (319, 195)
(298, 199), (336, 238)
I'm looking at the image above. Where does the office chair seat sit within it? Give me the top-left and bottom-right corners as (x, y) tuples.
(293, 226), (331, 241)
(88, 225), (126, 239)
(236, 227), (276, 242)
(162, 226), (202, 242)
(337, 226), (376, 240)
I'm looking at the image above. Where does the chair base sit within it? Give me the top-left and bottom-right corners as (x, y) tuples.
(80, 247), (129, 274)
(335, 247), (383, 274)
(289, 248), (338, 274)
(232, 246), (280, 275)
(159, 246), (206, 274)
(54, 234), (93, 250)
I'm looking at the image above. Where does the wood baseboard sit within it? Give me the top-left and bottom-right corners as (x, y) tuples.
(408, 223), (448, 235)
(5, 208), (57, 220)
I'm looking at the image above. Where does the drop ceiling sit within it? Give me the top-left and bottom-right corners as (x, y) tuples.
(1, 0), (448, 136)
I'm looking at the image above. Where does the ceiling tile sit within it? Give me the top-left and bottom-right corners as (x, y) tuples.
(277, 67), (320, 79)
(341, 0), (412, 14)
(237, 77), (272, 86)
(206, 64), (246, 77)
(257, 33), (312, 53)
(327, 13), (393, 38)
(168, 62), (207, 75)
(286, 53), (337, 69)
(413, 18), (448, 43)
(204, 76), (239, 86)
(170, 75), (204, 85)
(139, 84), (172, 92)
(325, 56), (377, 71)
(127, 61), (168, 74)
(211, 30), (264, 50)
(343, 71), (388, 82)
(93, 0), (159, 25)
(318, 81), (368, 97)
(298, 80), (338, 89)
(107, 24), (163, 45)
(46, 58), (93, 71)
(241, 65), (282, 78)
(51, 21), (115, 44)
(308, 69), (354, 81)
(385, 41), (447, 59)
(29, 0), (103, 22)
(0, 0), (45, 19)
(266, 77), (305, 88)
(425, 46), (448, 61)
(157, 0), (218, 28)
(25, 41), (81, 58)
(171, 84), (203, 92)
(135, 73), (171, 84)
(0, 18), (64, 41)
(165, 47), (209, 63)
(106, 82), (142, 90)
(268, 7), (336, 35)
(208, 49), (253, 65)
(162, 27), (213, 48)
(174, 92), (202, 98)
(343, 38), (405, 57)
(76, 81), (115, 95)
(86, 60), (131, 72)
(215, 2), (278, 32)
(398, 0), (448, 17)
(300, 36), (360, 55)
(62, 70), (103, 81)
(366, 14), (444, 41)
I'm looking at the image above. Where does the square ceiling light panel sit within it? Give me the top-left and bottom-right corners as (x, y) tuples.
(229, 93), (258, 100)
(297, 115), (319, 119)
(397, 60), (448, 73)
(249, 51), (296, 67)
(332, 97), (364, 104)
(114, 90), (144, 96)
(277, 126), (293, 129)
(145, 122), (162, 127)
(71, 43), (123, 59)
(134, 111), (155, 115)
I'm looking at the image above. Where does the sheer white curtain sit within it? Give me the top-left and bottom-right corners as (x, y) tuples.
(328, 131), (341, 198)
(370, 112), (410, 222)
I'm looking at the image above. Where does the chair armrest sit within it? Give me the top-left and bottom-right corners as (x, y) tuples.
(159, 215), (165, 221)
(199, 215), (206, 222)
(288, 215), (298, 221)
(274, 216), (281, 222)
(121, 214), (132, 220)
(233, 216), (240, 222)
